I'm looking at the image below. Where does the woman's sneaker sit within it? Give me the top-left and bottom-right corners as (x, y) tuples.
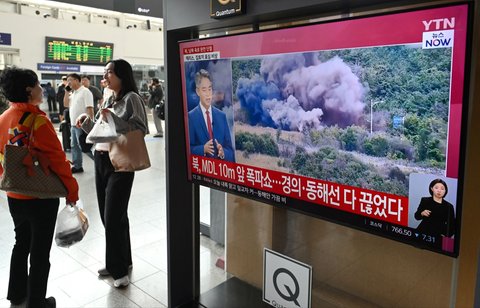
(113, 275), (129, 288)
(98, 268), (109, 276)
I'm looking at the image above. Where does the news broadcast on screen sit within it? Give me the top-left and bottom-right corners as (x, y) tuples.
(179, 4), (470, 256)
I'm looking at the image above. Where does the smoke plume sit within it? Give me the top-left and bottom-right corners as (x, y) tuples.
(282, 56), (364, 126)
(262, 95), (324, 131)
(236, 53), (365, 130)
(236, 74), (281, 127)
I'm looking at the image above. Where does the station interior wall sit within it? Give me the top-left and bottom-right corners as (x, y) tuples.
(0, 1), (164, 76)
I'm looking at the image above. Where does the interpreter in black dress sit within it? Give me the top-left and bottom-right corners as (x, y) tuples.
(414, 178), (455, 238)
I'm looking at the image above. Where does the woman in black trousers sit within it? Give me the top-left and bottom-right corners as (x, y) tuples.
(77, 59), (148, 288)
(0, 67), (79, 308)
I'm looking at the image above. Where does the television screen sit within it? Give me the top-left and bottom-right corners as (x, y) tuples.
(179, 4), (470, 256)
(45, 37), (114, 66)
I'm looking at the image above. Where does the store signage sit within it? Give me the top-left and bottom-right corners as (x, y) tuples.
(210, 0), (245, 19)
(0, 33), (12, 45)
(135, 0), (162, 17)
(263, 248), (312, 308)
(37, 63), (80, 72)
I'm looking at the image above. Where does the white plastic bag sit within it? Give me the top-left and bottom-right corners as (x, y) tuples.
(55, 200), (89, 248)
(86, 112), (119, 143)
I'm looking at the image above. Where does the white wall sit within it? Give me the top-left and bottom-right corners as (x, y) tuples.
(0, 9), (163, 74)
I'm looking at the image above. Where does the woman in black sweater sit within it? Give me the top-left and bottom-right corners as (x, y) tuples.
(414, 178), (455, 238)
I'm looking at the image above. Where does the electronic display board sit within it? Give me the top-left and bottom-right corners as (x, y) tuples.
(179, 4), (471, 256)
(45, 37), (114, 66)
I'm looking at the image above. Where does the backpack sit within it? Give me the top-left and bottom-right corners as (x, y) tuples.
(155, 101), (165, 120)
(148, 86), (163, 109)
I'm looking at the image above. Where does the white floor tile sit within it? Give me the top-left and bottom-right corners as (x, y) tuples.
(0, 116), (227, 307)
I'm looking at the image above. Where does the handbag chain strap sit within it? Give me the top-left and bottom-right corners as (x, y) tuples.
(23, 113), (54, 176)
(26, 112), (38, 150)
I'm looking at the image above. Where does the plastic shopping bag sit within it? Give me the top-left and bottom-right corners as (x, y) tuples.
(86, 112), (119, 143)
(55, 200), (89, 248)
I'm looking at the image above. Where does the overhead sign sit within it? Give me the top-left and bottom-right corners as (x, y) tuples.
(135, 0), (162, 17)
(263, 248), (312, 308)
(37, 63), (80, 72)
(45, 37), (114, 66)
(0, 33), (12, 46)
(210, 0), (245, 19)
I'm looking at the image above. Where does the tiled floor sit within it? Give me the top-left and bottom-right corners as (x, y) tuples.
(0, 110), (227, 307)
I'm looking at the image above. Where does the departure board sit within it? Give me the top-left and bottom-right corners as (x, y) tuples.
(45, 37), (114, 65)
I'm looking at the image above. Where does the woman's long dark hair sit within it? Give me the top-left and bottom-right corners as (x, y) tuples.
(0, 67), (38, 102)
(107, 59), (138, 101)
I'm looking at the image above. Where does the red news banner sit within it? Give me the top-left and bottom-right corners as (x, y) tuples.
(191, 155), (409, 226)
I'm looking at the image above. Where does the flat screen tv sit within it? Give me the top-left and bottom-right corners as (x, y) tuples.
(179, 4), (471, 256)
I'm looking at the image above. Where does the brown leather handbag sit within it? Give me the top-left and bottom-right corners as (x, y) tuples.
(108, 129), (151, 172)
(0, 114), (68, 198)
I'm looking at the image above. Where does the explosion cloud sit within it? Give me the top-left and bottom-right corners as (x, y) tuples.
(262, 95), (324, 131)
(236, 53), (366, 130)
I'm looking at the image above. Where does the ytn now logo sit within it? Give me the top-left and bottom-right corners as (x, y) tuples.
(422, 30), (454, 49)
(422, 17), (454, 50)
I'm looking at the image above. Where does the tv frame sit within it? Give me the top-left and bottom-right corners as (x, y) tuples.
(178, 3), (473, 257)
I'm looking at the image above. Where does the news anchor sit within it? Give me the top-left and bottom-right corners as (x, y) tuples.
(188, 69), (235, 162)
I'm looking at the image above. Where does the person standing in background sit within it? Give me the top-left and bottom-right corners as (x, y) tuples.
(0, 91), (8, 114)
(45, 82), (56, 112)
(64, 73), (94, 173)
(148, 78), (164, 137)
(0, 67), (79, 308)
(81, 75), (103, 114)
(101, 79), (114, 103)
(56, 76), (67, 120)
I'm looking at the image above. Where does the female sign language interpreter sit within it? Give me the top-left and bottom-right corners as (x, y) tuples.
(414, 178), (455, 239)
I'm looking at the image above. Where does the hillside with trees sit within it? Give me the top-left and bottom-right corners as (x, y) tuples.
(232, 45), (451, 196)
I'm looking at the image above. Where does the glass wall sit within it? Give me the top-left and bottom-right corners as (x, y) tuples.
(226, 194), (454, 307)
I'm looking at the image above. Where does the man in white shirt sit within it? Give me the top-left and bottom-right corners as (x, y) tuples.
(64, 73), (94, 173)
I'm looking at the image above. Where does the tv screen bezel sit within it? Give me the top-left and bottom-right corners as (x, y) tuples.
(178, 2), (473, 257)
